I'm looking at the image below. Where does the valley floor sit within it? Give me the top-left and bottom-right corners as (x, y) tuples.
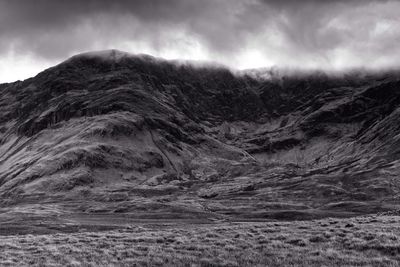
(0, 215), (399, 266)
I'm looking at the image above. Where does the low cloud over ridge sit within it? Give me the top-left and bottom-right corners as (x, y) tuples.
(0, 0), (399, 82)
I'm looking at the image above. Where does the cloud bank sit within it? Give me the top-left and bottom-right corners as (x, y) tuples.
(0, 0), (399, 82)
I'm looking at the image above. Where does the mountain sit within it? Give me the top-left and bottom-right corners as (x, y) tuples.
(0, 49), (399, 226)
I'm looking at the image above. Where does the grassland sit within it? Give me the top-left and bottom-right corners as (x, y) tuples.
(0, 214), (399, 266)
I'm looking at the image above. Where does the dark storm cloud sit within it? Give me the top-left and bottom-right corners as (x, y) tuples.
(0, 0), (274, 59)
(0, 0), (399, 82)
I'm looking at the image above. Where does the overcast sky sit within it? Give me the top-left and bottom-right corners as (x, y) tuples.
(0, 0), (399, 82)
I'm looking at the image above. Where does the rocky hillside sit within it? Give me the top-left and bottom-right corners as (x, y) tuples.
(0, 50), (399, 222)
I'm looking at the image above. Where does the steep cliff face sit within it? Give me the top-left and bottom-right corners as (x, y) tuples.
(0, 50), (399, 220)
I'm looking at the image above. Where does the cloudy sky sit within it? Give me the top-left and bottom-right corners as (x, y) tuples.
(0, 0), (399, 82)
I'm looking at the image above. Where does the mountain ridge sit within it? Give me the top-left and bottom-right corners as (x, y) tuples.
(0, 50), (399, 227)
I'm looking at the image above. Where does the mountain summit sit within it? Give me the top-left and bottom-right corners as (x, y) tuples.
(0, 51), (399, 226)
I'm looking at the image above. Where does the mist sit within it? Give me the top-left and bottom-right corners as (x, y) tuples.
(0, 0), (399, 82)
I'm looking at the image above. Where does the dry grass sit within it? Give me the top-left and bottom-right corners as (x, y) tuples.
(0, 215), (399, 266)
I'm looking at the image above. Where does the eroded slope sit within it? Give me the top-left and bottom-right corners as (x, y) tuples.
(0, 50), (399, 222)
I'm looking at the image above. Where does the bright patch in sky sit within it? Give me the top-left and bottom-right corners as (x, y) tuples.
(0, 53), (55, 83)
(237, 50), (273, 69)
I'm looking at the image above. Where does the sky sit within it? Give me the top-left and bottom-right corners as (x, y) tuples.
(0, 0), (399, 83)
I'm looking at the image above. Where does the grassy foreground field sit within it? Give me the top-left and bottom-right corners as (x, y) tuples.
(0, 215), (399, 266)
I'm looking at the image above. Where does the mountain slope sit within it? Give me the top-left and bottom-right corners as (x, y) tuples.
(0, 50), (399, 223)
